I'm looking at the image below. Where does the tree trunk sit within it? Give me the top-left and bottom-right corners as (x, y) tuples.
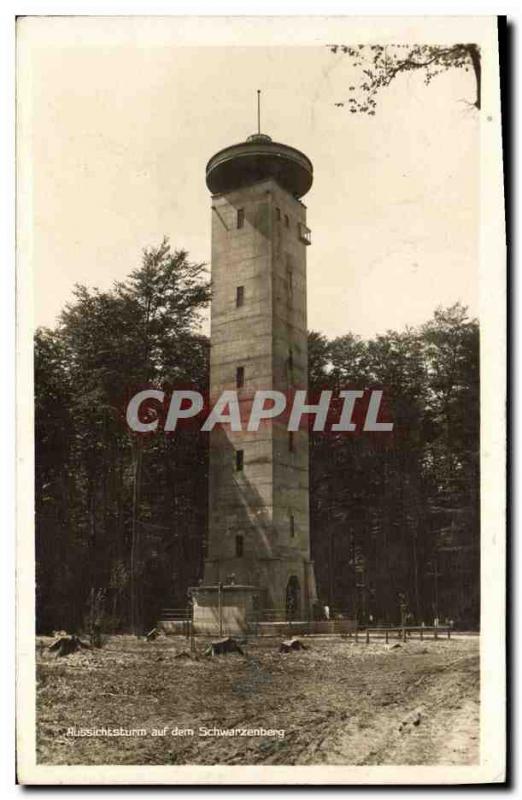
(466, 44), (481, 110)
(130, 443), (143, 635)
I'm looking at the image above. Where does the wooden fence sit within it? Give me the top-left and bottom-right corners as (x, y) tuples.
(158, 608), (453, 641)
(361, 625), (452, 643)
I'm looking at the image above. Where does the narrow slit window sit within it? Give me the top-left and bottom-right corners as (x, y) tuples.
(284, 213), (289, 228)
(290, 513), (295, 538)
(287, 268), (293, 295)
(237, 208), (245, 229)
(236, 285), (244, 307)
(235, 535), (244, 557)
(288, 347), (294, 386)
(288, 431), (295, 453)
(236, 449), (244, 471)
(236, 366), (245, 389)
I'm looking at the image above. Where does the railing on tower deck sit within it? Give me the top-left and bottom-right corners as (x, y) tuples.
(298, 222), (312, 245)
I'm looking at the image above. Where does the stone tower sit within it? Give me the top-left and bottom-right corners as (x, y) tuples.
(201, 129), (317, 620)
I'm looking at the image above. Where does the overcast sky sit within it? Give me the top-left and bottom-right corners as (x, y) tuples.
(24, 20), (479, 339)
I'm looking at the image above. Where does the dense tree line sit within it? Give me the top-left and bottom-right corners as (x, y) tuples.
(35, 241), (479, 633)
(309, 305), (480, 627)
(35, 240), (210, 634)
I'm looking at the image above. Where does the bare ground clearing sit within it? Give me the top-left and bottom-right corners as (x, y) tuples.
(36, 634), (479, 766)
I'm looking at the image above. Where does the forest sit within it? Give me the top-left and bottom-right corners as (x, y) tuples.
(34, 239), (480, 634)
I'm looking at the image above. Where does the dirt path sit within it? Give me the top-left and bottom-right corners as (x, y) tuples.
(309, 653), (480, 765)
(36, 634), (480, 766)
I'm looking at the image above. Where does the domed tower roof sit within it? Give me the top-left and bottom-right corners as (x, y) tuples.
(206, 131), (313, 199)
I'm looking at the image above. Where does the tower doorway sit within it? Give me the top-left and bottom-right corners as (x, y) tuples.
(285, 575), (301, 620)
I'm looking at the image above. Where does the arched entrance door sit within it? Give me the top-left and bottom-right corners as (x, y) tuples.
(285, 575), (301, 620)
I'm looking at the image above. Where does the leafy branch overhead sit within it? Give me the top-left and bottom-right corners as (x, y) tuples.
(328, 43), (481, 114)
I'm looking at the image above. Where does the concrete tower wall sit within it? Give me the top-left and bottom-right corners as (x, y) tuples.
(204, 177), (317, 614)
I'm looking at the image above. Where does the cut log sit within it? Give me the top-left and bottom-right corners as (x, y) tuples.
(279, 637), (308, 653)
(204, 637), (243, 657)
(48, 635), (90, 657)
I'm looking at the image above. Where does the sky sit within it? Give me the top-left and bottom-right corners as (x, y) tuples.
(23, 21), (479, 339)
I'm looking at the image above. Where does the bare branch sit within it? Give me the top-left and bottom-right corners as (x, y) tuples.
(328, 43), (481, 114)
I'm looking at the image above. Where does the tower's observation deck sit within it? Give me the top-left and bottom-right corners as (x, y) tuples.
(206, 133), (313, 199)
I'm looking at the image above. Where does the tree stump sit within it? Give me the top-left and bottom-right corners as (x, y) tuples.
(279, 637), (308, 653)
(204, 637), (243, 657)
(48, 635), (90, 657)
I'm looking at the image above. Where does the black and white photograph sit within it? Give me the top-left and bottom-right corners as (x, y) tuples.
(14, 13), (506, 785)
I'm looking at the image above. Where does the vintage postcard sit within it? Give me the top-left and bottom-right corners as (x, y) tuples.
(16, 14), (506, 784)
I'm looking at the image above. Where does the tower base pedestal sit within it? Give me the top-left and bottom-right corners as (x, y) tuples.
(189, 584), (260, 635)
